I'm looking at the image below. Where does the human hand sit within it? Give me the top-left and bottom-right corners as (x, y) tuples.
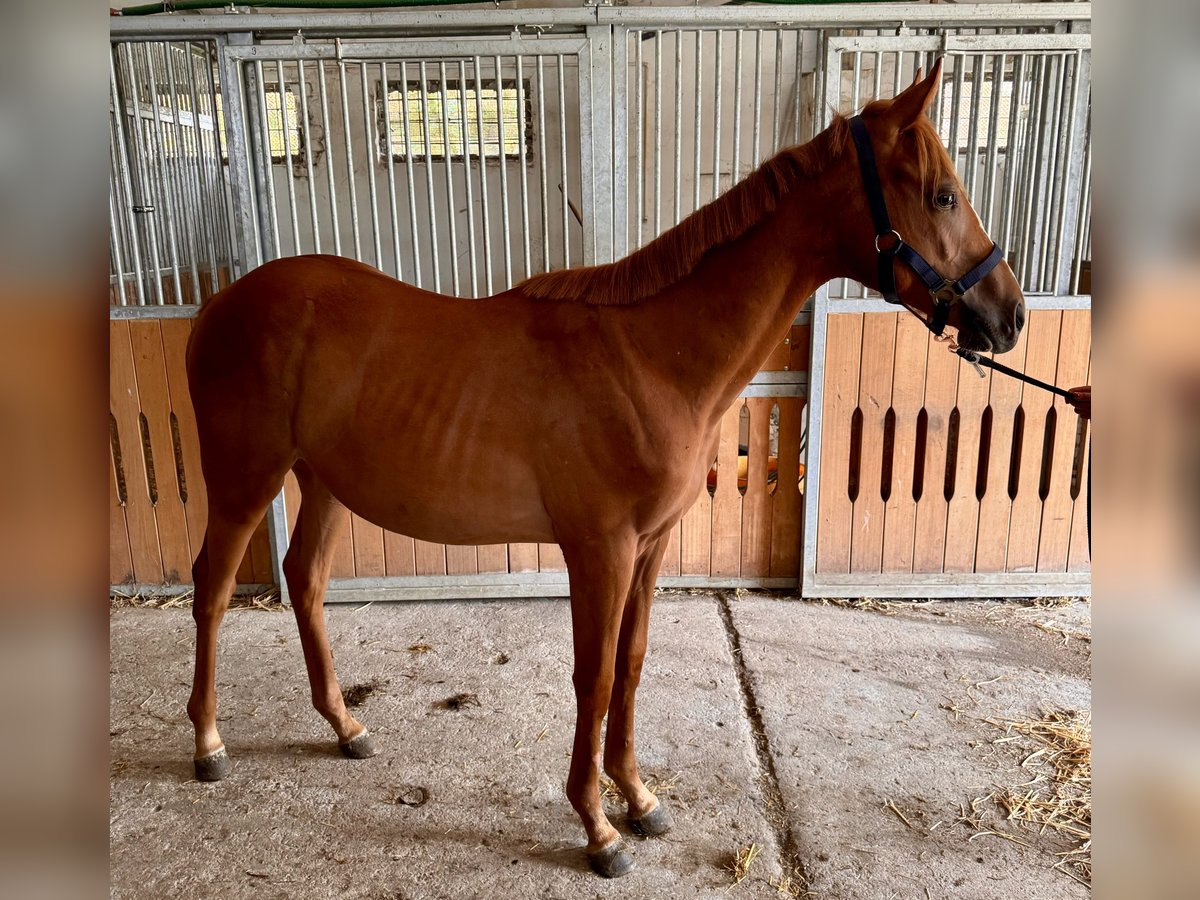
(1067, 386), (1091, 420)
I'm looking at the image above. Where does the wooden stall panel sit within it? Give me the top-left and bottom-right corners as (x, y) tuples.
(975, 322), (1030, 571)
(1006, 310), (1063, 572)
(446, 544), (479, 577)
(109, 321), (163, 585)
(129, 321), (193, 582)
(659, 519), (683, 577)
(943, 334), (993, 573)
(710, 403), (744, 577)
(1067, 356), (1092, 573)
(740, 398), (774, 577)
(817, 314), (864, 574)
(414, 539), (447, 577)
(476, 544), (508, 574)
(351, 514), (387, 578)
(849, 314), (896, 573)
(912, 330), (959, 573)
(1037, 310), (1091, 571)
(769, 397), (804, 579)
(679, 481), (713, 577)
(509, 543), (539, 574)
(881, 314), (928, 573)
(538, 542), (567, 573)
(160, 319), (209, 566)
(110, 430), (134, 585)
(385, 531), (418, 576)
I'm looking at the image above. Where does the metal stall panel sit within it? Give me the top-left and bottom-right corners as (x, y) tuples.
(803, 32), (1091, 597)
(110, 40), (236, 309)
(222, 35), (590, 293)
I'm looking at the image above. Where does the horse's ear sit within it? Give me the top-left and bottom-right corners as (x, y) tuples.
(887, 57), (943, 131)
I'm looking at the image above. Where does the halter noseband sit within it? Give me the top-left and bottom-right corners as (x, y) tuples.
(848, 115), (1004, 336)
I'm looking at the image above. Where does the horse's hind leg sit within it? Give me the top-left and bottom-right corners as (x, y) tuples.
(603, 533), (674, 837)
(187, 506), (273, 781)
(284, 462), (374, 758)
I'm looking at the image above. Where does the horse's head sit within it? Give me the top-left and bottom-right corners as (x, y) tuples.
(845, 59), (1025, 353)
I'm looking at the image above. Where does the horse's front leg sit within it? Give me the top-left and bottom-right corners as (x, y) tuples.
(603, 533), (674, 837)
(561, 534), (638, 878)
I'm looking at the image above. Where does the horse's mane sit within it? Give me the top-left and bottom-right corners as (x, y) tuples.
(519, 106), (958, 307)
(519, 116), (851, 306)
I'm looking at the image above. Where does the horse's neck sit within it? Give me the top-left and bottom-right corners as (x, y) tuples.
(630, 191), (839, 420)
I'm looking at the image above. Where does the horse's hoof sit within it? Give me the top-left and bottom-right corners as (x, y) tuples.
(630, 801), (675, 837)
(339, 730), (377, 759)
(587, 839), (635, 878)
(194, 747), (230, 782)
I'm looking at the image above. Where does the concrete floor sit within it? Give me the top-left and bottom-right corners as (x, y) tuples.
(109, 592), (1090, 899)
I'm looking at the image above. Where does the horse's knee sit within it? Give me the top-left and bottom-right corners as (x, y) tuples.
(311, 685), (343, 719)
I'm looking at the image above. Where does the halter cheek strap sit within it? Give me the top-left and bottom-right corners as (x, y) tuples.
(848, 115), (1004, 336)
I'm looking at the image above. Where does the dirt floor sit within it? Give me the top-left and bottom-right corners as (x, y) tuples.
(109, 592), (1090, 899)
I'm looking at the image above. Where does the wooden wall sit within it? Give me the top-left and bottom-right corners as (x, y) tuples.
(817, 309), (1091, 577)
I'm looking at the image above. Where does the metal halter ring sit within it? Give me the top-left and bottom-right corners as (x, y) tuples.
(874, 230), (903, 254)
(930, 280), (959, 304)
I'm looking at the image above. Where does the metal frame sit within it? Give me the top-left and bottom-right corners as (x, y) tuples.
(109, 6), (1092, 602)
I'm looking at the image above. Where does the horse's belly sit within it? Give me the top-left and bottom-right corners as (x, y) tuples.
(302, 445), (556, 546)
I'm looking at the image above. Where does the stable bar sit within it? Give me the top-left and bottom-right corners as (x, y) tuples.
(316, 60), (343, 256)
(438, 60), (460, 294)
(494, 54), (514, 281)
(476, 56), (495, 289)
(338, 59), (364, 260)
(672, 30), (682, 224)
(121, 42), (165, 304)
(279, 60), (303, 257)
(399, 63), (423, 285)
(418, 62), (441, 289)
(110, 49), (147, 306)
(692, 30), (703, 214)
(216, 33), (261, 274)
(184, 42), (222, 293)
(163, 43), (203, 303)
(713, 30), (724, 199)
(459, 59), (479, 291)
(515, 56), (533, 277)
(145, 45), (185, 303)
(297, 59), (323, 255)
(361, 61), (384, 268)
(534, 55), (550, 273)
(732, 29), (743, 182)
(653, 31), (663, 237)
(253, 60), (282, 260)
(202, 40), (239, 276)
(980, 53), (1004, 230)
(634, 36), (644, 248)
(381, 60), (405, 277)
(557, 54), (569, 268)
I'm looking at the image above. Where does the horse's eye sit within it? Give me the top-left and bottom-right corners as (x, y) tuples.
(934, 191), (957, 210)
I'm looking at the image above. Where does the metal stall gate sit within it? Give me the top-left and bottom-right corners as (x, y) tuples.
(109, 5), (1091, 600)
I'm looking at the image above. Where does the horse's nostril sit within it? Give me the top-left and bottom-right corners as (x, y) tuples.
(1014, 304), (1026, 334)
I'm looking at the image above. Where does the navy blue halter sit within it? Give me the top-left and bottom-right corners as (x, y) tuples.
(847, 114), (1005, 336)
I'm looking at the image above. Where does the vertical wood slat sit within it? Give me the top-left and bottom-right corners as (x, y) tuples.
(248, 518), (274, 584)
(679, 480), (712, 577)
(740, 397), (773, 576)
(975, 322), (1030, 571)
(538, 542), (567, 573)
(414, 537), (447, 576)
(816, 313), (863, 574)
(943, 332), (993, 572)
(329, 507), (356, 579)
(129, 321), (193, 582)
(384, 530), (417, 577)
(110, 436), (134, 584)
(109, 321), (164, 584)
(446, 543), (479, 576)
(510, 542), (539, 574)
(849, 314), (896, 572)
(1006, 310), (1063, 571)
(881, 314), (928, 573)
(710, 403), (744, 577)
(160, 320), (208, 567)
(659, 517), (682, 577)
(911, 331), (959, 572)
(351, 514), (387, 578)
(769, 396), (803, 578)
(1037, 309), (1090, 571)
(476, 543), (507, 574)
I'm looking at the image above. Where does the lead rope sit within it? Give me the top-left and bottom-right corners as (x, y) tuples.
(953, 345), (1090, 553)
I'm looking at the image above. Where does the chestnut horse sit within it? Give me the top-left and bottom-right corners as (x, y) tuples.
(185, 63), (1023, 877)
